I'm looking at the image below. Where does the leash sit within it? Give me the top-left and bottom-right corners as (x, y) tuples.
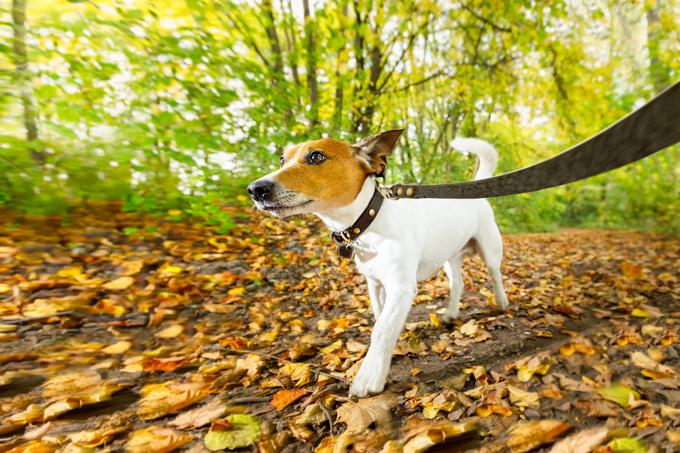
(380, 80), (680, 200)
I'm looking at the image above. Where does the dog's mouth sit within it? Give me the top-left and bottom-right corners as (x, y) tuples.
(258, 199), (313, 217)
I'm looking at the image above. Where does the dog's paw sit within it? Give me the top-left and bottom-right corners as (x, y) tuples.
(349, 364), (387, 398)
(496, 297), (509, 311)
(442, 310), (459, 324)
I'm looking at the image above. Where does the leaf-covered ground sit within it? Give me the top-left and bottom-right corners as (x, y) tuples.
(0, 202), (678, 452)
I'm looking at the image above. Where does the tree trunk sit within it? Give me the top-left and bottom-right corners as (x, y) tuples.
(332, 2), (348, 132)
(282, 0), (301, 110)
(646, 1), (669, 92)
(11, 0), (44, 164)
(262, 0), (292, 121)
(350, 0), (366, 134)
(302, 0), (319, 127)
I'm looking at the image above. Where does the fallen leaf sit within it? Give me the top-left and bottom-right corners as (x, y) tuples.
(155, 324), (184, 339)
(597, 383), (640, 408)
(170, 397), (230, 429)
(549, 426), (610, 453)
(608, 437), (647, 453)
(505, 419), (571, 452)
(460, 319), (479, 336)
(401, 419), (478, 453)
(137, 381), (209, 420)
(102, 340), (132, 354)
(69, 423), (131, 448)
(104, 276), (134, 290)
(126, 426), (192, 453)
(508, 386), (540, 408)
(279, 362), (311, 387)
(271, 388), (309, 410)
(4, 440), (57, 452)
(336, 393), (399, 434)
(204, 414), (260, 451)
(22, 293), (95, 317)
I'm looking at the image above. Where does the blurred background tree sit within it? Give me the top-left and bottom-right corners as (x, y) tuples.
(0, 0), (678, 232)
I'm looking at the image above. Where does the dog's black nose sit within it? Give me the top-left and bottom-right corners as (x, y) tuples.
(247, 179), (274, 202)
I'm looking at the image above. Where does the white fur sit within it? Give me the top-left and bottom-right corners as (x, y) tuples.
(451, 137), (499, 180)
(315, 138), (508, 397)
(254, 138), (509, 398)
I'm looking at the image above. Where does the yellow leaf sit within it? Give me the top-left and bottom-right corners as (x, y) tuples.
(167, 209), (182, 216)
(57, 266), (84, 278)
(137, 381), (209, 420)
(505, 419), (571, 452)
(279, 363), (312, 387)
(422, 396), (456, 419)
(630, 308), (650, 318)
(204, 414), (261, 451)
(155, 324), (184, 339)
(508, 386), (540, 408)
(126, 426), (192, 453)
(22, 293), (95, 317)
(103, 276), (134, 290)
(102, 340), (132, 354)
(227, 287), (245, 296)
(69, 424), (131, 448)
(43, 369), (101, 398)
(401, 420), (477, 453)
(336, 393), (399, 434)
(460, 320), (479, 336)
(4, 440), (57, 452)
(320, 340), (343, 354)
(517, 361), (551, 382)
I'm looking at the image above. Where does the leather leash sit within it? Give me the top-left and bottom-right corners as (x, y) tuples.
(380, 80), (680, 200)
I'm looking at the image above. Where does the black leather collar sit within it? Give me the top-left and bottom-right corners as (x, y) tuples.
(331, 187), (383, 258)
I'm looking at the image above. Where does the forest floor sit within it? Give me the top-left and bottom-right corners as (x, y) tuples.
(0, 202), (679, 453)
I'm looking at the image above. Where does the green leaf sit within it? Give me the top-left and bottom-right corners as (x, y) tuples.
(597, 383), (640, 408)
(608, 437), (647, 453)
(204, 414), (260, 451)
(122, 227), (139, 235)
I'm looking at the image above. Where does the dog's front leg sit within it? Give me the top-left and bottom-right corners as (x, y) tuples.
(366, 277), (385, 320)
(350, 279), (416, 397)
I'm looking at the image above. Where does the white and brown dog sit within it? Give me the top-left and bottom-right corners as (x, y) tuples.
(248, 130), (508, 397)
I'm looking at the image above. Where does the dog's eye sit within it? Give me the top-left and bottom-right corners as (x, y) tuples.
(279, 155), (285, 166)
(307, 150), (327, 165)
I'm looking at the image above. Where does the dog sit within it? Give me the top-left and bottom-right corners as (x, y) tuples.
(247, 130), (509, 397)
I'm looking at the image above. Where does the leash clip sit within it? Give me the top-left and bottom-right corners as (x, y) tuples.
(379, 184), (399, 200)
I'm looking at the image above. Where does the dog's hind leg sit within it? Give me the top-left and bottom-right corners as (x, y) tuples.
(475, 223), (509, 310)
(366, 277), (385, 320)
(442, 254), (464, 322)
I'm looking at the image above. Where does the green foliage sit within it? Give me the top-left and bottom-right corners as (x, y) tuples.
(0, 0), (678, 232)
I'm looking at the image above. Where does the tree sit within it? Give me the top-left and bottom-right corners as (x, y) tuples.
(11, 0), (43, 165)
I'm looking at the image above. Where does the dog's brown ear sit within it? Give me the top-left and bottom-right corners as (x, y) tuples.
(352, 129), (404, 177)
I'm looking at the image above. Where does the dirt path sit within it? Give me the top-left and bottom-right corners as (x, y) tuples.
(0, 205), (678, 452)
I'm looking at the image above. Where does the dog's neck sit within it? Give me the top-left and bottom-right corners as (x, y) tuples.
(314, 177), (376, 232)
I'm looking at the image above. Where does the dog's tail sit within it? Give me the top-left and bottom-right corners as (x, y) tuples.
(451, 137), (499, 180)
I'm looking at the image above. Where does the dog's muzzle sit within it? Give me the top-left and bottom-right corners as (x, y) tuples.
(247, 179), (274, 202)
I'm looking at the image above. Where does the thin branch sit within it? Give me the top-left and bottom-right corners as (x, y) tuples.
(384, 69), (445, 94)
(461, 4), (512, 33)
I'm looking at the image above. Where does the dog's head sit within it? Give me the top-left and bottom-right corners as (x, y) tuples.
(248, 130), (403, 217)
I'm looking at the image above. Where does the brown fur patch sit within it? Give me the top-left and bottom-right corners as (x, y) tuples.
(275, 138), (369, 209)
